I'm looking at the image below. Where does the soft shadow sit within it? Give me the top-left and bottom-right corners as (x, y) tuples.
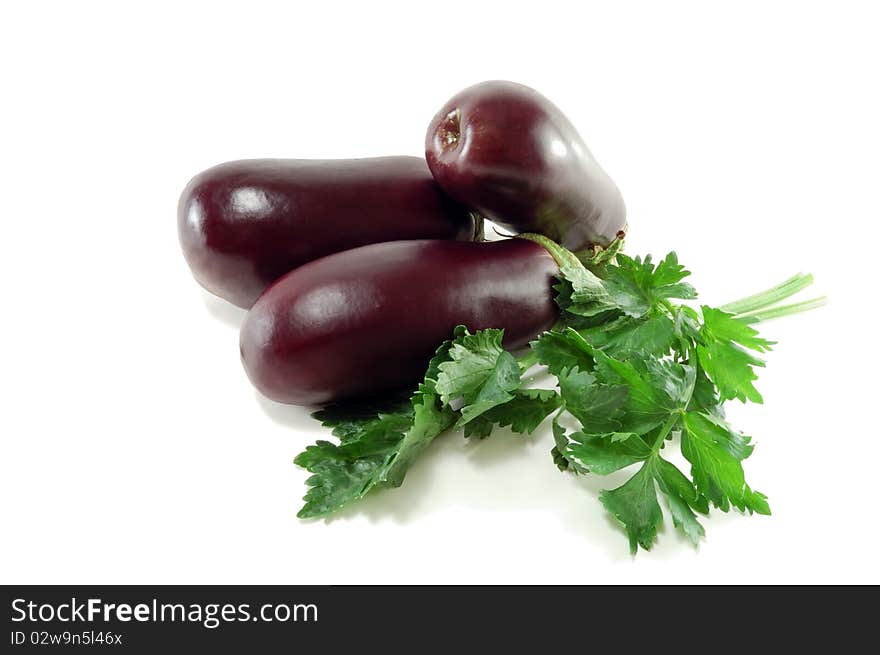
(202, 290), (247, 329)
(255, 392), (320, 432)
(463, 426), (543, 468)
(293, 414), (706, 560)
(351, 430), (702, 560)
(328, 428), (546, 526)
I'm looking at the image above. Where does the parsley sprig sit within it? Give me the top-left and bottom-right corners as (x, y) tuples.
(294, 240), (823, 553)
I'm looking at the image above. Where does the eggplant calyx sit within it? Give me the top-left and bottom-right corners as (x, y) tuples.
(576, 231), (627, 268)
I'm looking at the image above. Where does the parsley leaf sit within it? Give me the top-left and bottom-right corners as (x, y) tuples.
(551, 421), (568, 471)
(454, 351), (520, 426)
(581, 313), (676, 358)
(531, 328), (595, 375)
(697, 307), (774, 404)
(557, 367), (628, 433)
(551, 418), (589, 474)
(560, 346), (715, 551)
(701, 306), (775, 352)
(480, 388), (561, 434)
(603, 253), (697, 318)
(462, 415), (495, 439)
(567, 430), (649, 474)
(680, 411), (770, 514)
(556, 261), (619, 317)
(462, 389), (561, 438)
(295, 394), (456, 518)
(591, 351), (693, 434)
(600, 461), (664, 554)
(653, 457), (708, 545)
(294, 418), (409, 518)
(295, 331), (464, 518)
(689, 368), (725, 418)
(674, 305), (702, 356)
(312, 397), (412, 444)
(551, 445), (570, 471)
(435, 327), (522, 426)
(597, 456), (710, 553)
(383, 393), (455, 486)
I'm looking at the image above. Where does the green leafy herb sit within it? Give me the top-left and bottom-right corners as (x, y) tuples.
(568, 430), (650, 474)
(531, 329), (594, 374)
(383, 393), (454, 487)
(602, 252), (697, 318)
(680, 412), (770, 514)
(557, 365), (628, 433)
(435, 327), (521, 426)
(600, 461), (664, 553)
(294, 245), (821, 554)
(294, 419), (409, 519)
(475, 388), (562, 435)
(295, 335), (459, 518)
(580, 313), (676, 359)
(696, 307), (774, 403)
(556, 261), (619, 318)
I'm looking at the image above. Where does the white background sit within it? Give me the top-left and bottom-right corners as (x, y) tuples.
(1, 1), (877, 584)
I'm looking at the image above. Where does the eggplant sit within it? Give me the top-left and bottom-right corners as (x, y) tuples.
(240, 239), (559, 405)
(178, 157), (475, 308)
(425, 80), (626, 252)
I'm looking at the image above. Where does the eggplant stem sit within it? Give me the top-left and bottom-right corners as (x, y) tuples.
(516, 233), (584, 271)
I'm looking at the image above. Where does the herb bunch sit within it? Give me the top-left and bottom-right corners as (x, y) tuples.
(294, 242), (822, 553)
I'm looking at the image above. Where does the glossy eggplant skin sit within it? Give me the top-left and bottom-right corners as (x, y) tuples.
(240, 239), (559, 406)
(179, 157), (475, 308)
(425, 80), (626, 252)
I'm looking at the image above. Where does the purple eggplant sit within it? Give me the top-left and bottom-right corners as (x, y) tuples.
(240, 239), (559, 405)
(179, 157), (475, 308)
(425, 80), (626, 252)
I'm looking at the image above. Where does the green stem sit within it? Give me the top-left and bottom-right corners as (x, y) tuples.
(517, 232), (584, 271)
(720, 273), (814, 315)
(553, 406), (567, 424)
(735, 296), (827, 323)
(651, 412), (681, 454)
(471, 212), (486, 242)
